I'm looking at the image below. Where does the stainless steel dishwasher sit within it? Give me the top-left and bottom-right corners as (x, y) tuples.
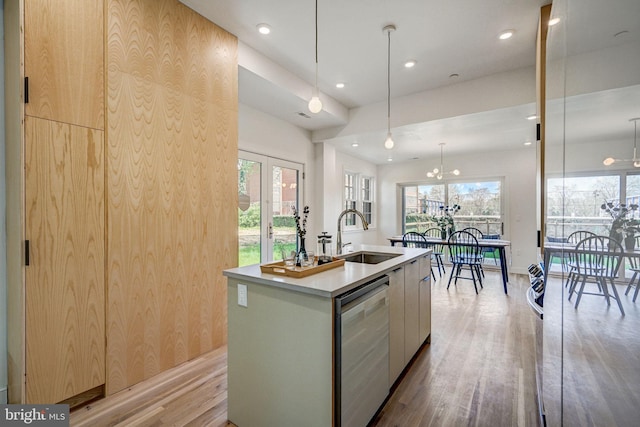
(335, 275), (389, 427)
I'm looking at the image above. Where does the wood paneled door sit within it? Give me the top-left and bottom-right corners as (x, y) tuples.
(25, 116), (105, 404)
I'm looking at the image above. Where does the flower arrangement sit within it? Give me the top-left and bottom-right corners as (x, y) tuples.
(429, 204), (460, 235)
(292, 205), (310, 239)
(601, 201), (639, 237)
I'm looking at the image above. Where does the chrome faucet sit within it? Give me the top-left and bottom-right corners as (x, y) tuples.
(336, 209), (369, 254)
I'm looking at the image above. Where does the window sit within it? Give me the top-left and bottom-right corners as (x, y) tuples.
(361, 176), (374, 224)
(344, 172), (357, 226)
(343, 171), (375, 228)
(402, 179), (503, 234)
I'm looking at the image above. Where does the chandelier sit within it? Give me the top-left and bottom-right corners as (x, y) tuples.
(427, 143), (460, 180)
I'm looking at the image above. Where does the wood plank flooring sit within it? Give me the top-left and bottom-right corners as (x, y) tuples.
(70, 270), (538, 426)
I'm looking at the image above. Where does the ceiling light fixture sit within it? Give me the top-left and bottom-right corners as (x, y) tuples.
(383, 24), (396, 150)
(336, 82), (345, 88)
(499, 30), (514, 40)
(604, 118), (640, 167)
(257, 23), (271, 35)
(527, 114), (537, 121)
(352, 142), (359, 147)
(427, 143), (460, 180)
(404, 59), (416, 68)
(308, 0), (323, 114)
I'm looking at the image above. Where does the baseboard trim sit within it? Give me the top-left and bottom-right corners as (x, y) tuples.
(0, 387), (7, 404)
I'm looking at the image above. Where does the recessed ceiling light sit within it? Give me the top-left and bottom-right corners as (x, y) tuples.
(614, 30), (629, 38)
(336, 82), (345, 89)
(524, 141), (533, 146)
(499, 30), (514, 40)
(257, 23), (271, 35)
(387, 158), (393, 162)
(404, 60), (416, 68)
(449, 73), (459, 79)
(527, 114), (537, 121)
(351, 142), (359, 147)
(548, 17), (560, 26)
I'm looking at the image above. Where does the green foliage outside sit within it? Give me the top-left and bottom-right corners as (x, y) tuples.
(238, 204), (295, 228)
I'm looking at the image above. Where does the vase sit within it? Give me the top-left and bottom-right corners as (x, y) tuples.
(295, 237), (307, 267)
(609, 228), (623, 245)
(625, 233), (636, 251)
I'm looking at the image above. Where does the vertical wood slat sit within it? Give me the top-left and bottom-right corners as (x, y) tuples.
(25, 116), (106, 404)
(24, 0), (104, 130)
(106, 0), (238, 394)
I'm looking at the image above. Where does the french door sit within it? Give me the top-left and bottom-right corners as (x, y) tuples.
(238, 151), (304, 266)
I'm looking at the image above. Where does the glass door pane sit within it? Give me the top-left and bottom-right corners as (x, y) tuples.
(238, 151), (304, 266)
(238, 158), (262, 267)
(271, 164), (300, 262)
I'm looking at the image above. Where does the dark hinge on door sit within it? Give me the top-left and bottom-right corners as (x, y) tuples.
(25, 240), (30, 266)
(24, 77), (29, 103)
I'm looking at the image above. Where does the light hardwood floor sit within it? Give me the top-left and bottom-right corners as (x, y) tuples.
(71, 270), (538, 426)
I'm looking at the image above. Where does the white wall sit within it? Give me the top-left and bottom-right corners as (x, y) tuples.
(377, 147), (538, 275)
(316, 145), (379, 249)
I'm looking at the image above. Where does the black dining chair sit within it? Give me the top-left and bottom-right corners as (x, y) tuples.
(625, 234), (640, 302)
(481, 233), (501, 265)
(403, 232), (434, 277)
(462, 227), (486, 275)
(424, 228), (446, 277)
(447, 231), (483, 294)
(567, 235), (625, 315)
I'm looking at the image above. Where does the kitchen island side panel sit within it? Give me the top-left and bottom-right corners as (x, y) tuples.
(227, 278), (334, 427)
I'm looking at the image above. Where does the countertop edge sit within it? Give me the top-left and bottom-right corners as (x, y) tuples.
(223, 244), (431, 298)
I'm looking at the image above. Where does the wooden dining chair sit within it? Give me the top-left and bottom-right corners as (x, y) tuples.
(447, 231), (483, 294)
(567, 235), (625, 315)
(424, 228), (446, 277)
(462, 227), (486, 276)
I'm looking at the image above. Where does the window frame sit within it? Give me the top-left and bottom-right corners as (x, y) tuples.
(343, 170), (376, 230)
(401, 177), (504, 235)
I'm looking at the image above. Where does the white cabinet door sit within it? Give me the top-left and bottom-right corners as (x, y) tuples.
(419, 254), (432, 344)
(387, 266), (405, 385)
(404, 259), (421, 361)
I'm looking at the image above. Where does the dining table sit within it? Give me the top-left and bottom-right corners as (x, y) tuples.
(388, 236), (512, 294)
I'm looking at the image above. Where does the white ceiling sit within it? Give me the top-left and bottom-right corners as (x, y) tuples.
(179, 0), (640, 165)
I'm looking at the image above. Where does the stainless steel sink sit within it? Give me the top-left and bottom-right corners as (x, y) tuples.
(338, 251), (401, 264)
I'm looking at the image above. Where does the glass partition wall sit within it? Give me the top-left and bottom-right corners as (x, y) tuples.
(544, 0), (640, 424)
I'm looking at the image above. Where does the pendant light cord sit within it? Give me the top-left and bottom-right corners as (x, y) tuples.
(387, 29), (391, 132)
(315, 0), (318, 88)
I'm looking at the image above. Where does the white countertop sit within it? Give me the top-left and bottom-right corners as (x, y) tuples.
(223, 244), (430, 298)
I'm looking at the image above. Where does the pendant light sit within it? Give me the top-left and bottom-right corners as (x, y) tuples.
(383, 24), (396, 149)
(427, 143), (460, 180)
(603, 118), (640, 167)
(308, 0), (323, 114)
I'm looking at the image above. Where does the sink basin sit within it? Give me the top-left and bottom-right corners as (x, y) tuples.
(338, 251), (401, 264)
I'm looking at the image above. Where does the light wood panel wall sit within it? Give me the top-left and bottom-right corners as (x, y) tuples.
(24, 0), (104, 130)
(105, 0), (238, 394)
(24, 116), (106, 403)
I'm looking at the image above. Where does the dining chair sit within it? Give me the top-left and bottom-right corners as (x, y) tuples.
(564, 230), (599, 288)
(403, 232), (435, 278)
(424, 228), (446, 277)
(447, 231), (483, 294)
(624, 234), (640, 302)
(462, 227), (486, 276)
(567, 235), (625, 315)
(481, 233), (501, 265)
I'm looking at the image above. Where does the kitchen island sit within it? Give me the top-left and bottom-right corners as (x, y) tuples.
(223, 244), (432, 427)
